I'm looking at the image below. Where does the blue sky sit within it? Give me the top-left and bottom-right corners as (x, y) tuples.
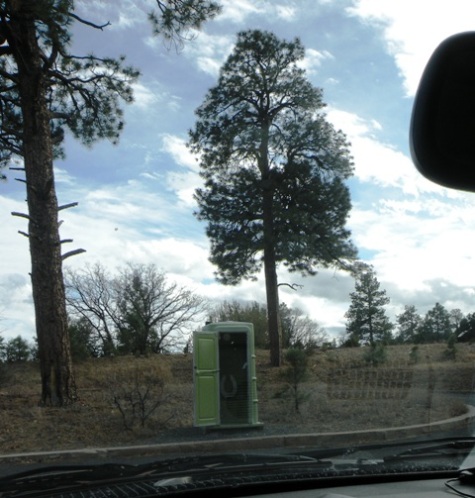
(2, 0), (475, 341)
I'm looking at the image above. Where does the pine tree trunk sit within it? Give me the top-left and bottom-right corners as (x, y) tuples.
(265, 260), (282, 367)
(263, 188), (282, 367)
(13, 6), (76, 405)
(259, 121), (282, 367)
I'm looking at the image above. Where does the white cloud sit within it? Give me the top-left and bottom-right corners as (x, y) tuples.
(184, 31), (234, 77)
(160, 134), (202, 206)
(324, 103), (475, 320)
(1, 196), (31, 272)
(349, 192), (475, 300)
(74, 0), (150, 33)
(81, 180), (180, 232)
(217, 0), (265, 23)
(198, 278), (268, 310)
(111, 237), (212, 278)
(275, 5), (297, 21)
(0, 195), (36, 340)
(131, 82), (159, 109)
(161, 134), (197, 170)
(110, 3), (146, 30)
(0, 273), (34, 340)
(54, 166), (77, 185)
(218, 0), (299, 24)
(166, 171), (201, 207)
(299, 48), (334, 75)
(326, 108), (440, 195)
(130, 81), (182, 113)
(347, 0), (475, 96)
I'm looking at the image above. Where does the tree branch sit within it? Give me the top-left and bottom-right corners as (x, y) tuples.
(58, 202), (78, 211)
(62, 248), (86, 260)
(68, 13), (111, 30)
(278, 282), (303, 291)
(11, 211), (30, 220)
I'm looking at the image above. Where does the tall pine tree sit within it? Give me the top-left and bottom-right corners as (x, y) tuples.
(190, 30), (356, 366)
(416, 302), (451, 343)
(345, 264), (393, 347)
(395, 305), (422, 344)
(0, 0), (220, 405)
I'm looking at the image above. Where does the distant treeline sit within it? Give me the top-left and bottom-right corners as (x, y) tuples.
(3, 262), (474, 364)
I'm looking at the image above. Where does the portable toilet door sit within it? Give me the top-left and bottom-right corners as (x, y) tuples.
(193, 329), (219, 426)
(193, 321), (261, 428)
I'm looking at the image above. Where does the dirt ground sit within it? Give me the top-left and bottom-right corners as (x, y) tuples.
(0, 343), (474, 455)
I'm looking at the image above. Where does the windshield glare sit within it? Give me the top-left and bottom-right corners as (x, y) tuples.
(1, 0), (475, 488)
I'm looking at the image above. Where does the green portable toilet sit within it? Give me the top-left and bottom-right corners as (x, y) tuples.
(193, 321), (261, 428)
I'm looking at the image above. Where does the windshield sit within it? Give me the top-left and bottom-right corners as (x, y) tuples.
(1, 0), (475, 494)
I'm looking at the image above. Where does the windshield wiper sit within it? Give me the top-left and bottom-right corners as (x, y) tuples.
(0, 453), (327, 497)
(2, 440), (472, 497)
(292, 436), (475, 476)
(0, 462), (142, 497)
(383, 438), (475, 463)
(296, 437), (475, 461)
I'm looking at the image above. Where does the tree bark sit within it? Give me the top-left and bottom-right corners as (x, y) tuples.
(263, 187), (282, 366)
(259, 122), (282, 367)
(12, 4), (76, 405)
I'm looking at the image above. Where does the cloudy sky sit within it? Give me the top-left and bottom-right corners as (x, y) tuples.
(2, 0), (475, 341)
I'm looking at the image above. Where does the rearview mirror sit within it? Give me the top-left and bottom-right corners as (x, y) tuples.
(410, 31), (475, 192)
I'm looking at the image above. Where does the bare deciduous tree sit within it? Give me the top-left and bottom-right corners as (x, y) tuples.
(281, 304), (328, 349)
(65, 263), (119, 356)
(66, 262), (207, 355)
(116, 263), (207, 354)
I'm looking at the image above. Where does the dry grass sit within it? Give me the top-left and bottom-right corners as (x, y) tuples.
(0, 343), (475, 454)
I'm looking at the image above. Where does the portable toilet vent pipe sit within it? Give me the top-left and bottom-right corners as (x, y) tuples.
(193, 321), (262, 428)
